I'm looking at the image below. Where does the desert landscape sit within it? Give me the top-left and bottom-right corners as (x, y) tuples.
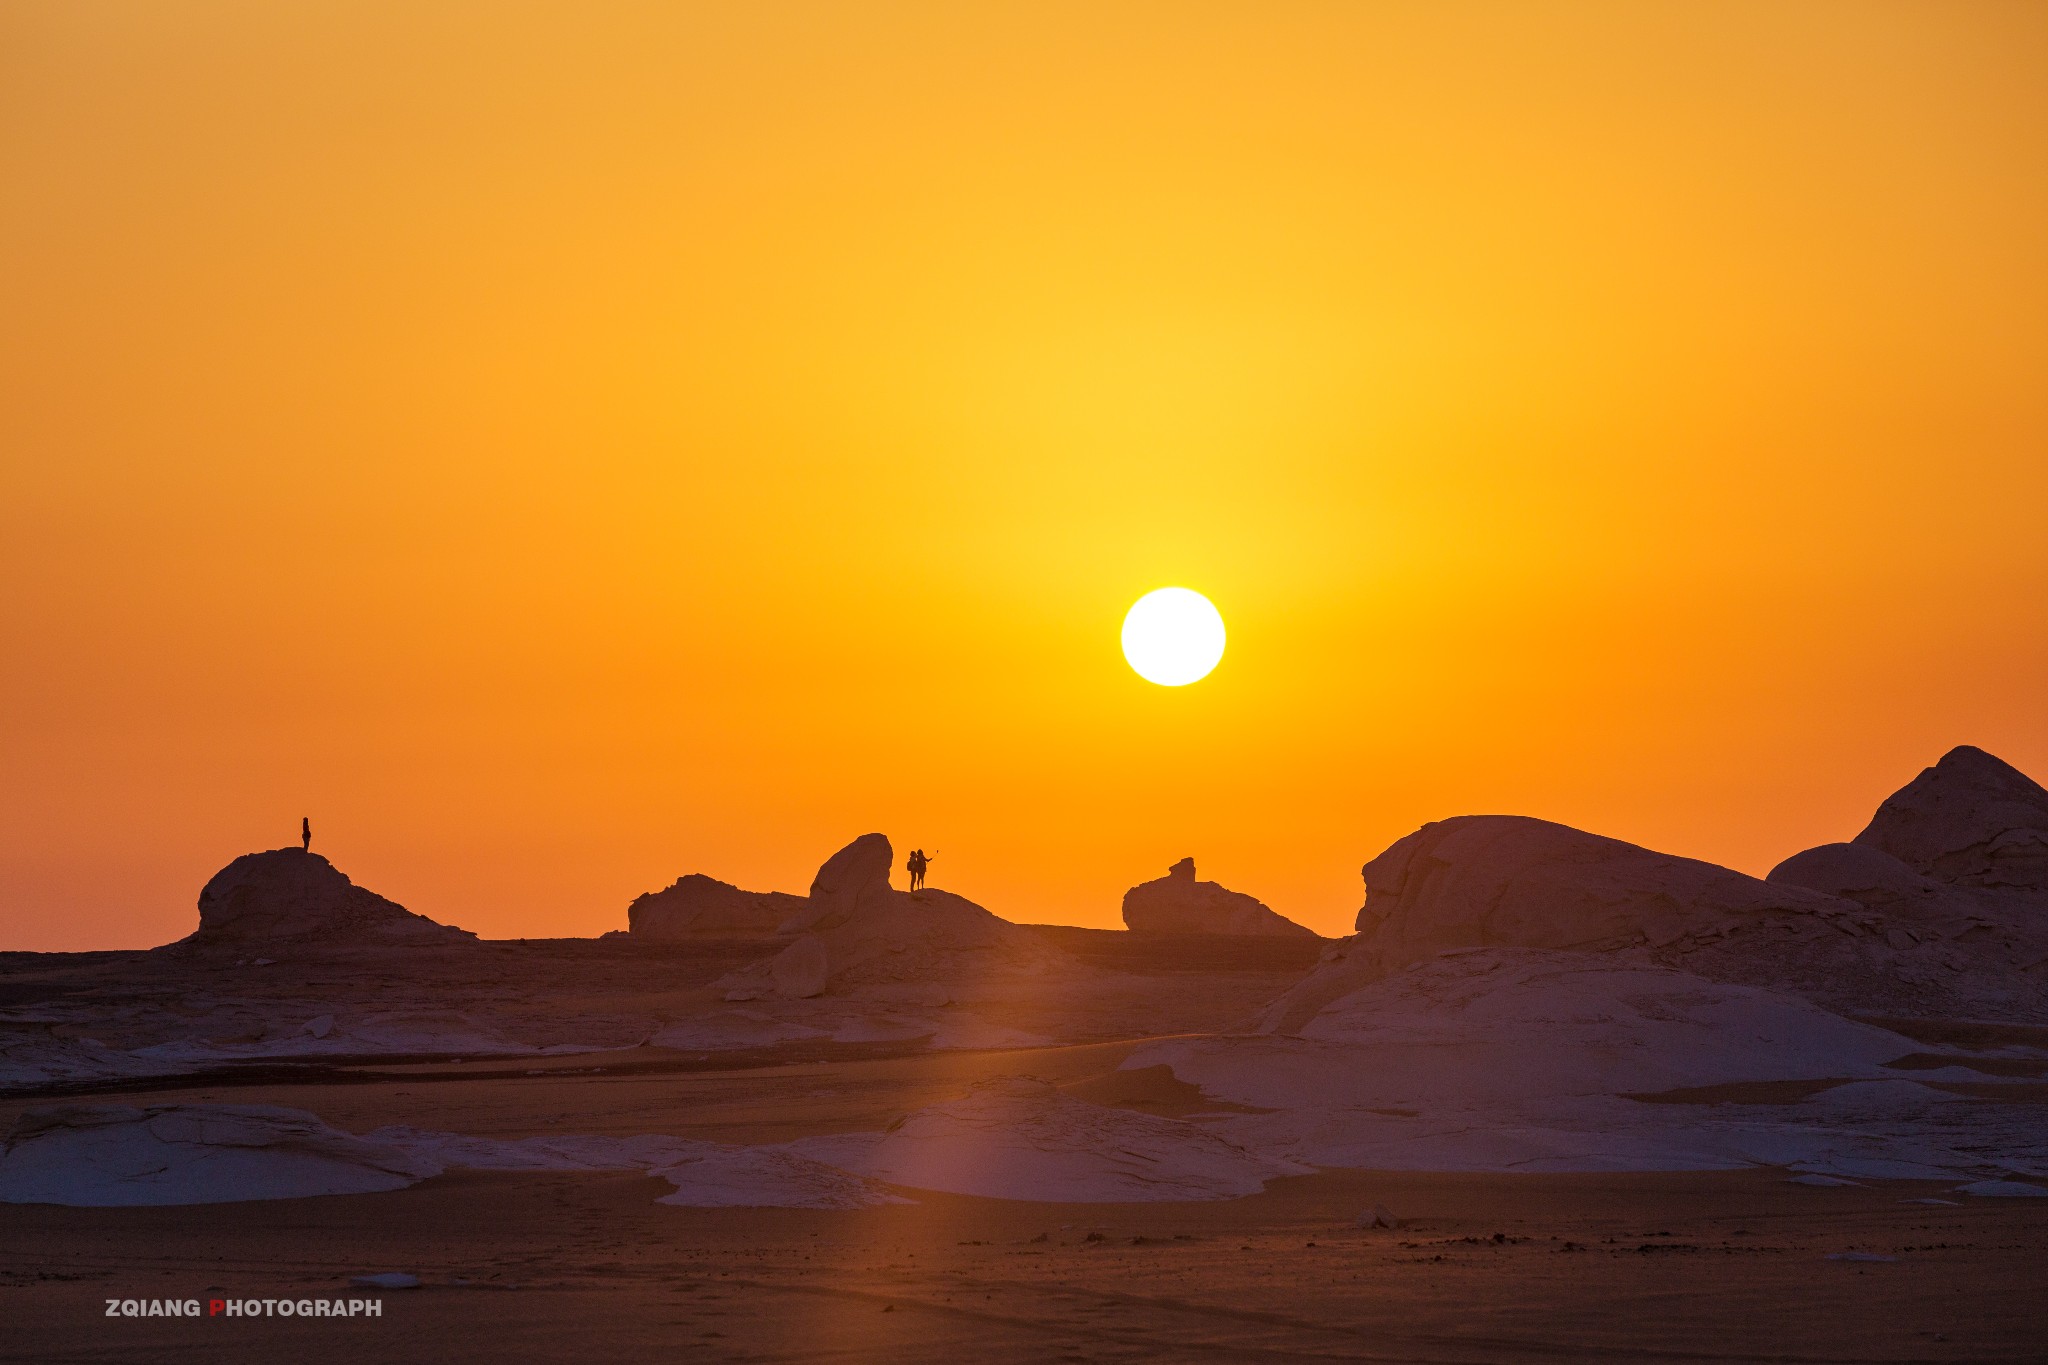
(3, 746), (2045, 1361)
(8, 4), (2048, 1360)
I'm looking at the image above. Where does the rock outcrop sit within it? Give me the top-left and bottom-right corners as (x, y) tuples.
(1259, 750), (2048, 1034)
(1766, 842), (1989, 940)
(1851, 745), (2048, 892)
(729, 887), (1064, 1002)
(1121, 858), (1315, 938)
(176, 849), (474, 949)
(1252, 816), (1853, 1033)
(778, 833), (894, 934)
(0, 1103), (440, 1206)
(1758, 746), (2048, 1019)
(1131, 950), (2048, 1177)
(1351, 815), (1837, 958)
(627, 874), (804, 940)
(717, 834), (1069, 1001)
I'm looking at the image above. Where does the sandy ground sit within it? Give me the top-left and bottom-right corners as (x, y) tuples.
(6, 1164), (2044, 1363)
(4, 1038), (2046, 1363)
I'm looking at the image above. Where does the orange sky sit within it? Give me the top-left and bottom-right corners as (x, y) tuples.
(4, 2), (2046, 950)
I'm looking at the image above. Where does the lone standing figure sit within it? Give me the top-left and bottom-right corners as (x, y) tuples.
(302, 817), (311, 852)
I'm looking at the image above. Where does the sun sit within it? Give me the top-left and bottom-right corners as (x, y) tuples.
(1121, 587), (1226, 686)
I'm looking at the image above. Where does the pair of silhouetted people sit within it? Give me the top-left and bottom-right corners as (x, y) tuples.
(906, 848), (934, 890)
(301, 817), (311, 852)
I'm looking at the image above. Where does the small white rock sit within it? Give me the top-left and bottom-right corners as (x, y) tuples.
(350, 1273), (421, 1289)
(1355, 1203), (1402, 1229)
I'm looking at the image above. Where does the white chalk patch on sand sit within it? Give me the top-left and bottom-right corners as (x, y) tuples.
(649, 1002), (1048, 1053)
(649, 1012), (829, 1051)
(0, 1105), (440, 1207)
(1129, 950), (2048, 1179)
(0, 1035), (188, 1091)
(373, 1129), (904, 1208)
(0, 1103), (899, 1211)
(352, 1273), (421, 1289)
(789, 1076), (1307, 1202)
(921, 1014), (1052, 1051)
(654, 1148), (909, 1208)
(131, 1008), (646, 1062)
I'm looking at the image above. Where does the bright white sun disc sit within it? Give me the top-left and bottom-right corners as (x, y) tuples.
(1121, 587), (1226, 686)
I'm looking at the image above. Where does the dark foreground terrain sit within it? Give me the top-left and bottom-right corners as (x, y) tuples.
(2, 1036), (2044, 1364)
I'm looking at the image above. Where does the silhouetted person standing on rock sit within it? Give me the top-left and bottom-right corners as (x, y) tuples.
(302, 817), (311, 852)
(907, 849), (934, 890)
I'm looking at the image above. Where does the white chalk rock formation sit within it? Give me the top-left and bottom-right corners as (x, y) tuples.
(175, 849), (474, 949)
(0, 1104), (440, 1206)
(627, 873), (805, 940)
(1767, 842), (1989, 939)
(729, 888), (1068, 1002)
(789, 1076), (1305, 1201)
(779, 833), (895, 934)
(1269, 950), (1909, 1099)
(374, 1127), (904, 1208)
(1852, 745), (2048, 892)
(1131, 949), (2048, 1177)
(1354, 815), (1838, 956)
(1121, 858), (1315, 938)
(1256, 816), (1849, 1033)
(769, 935), (831, 998)
(0, 1029), (189, 1092)
(715, 835), (1071, 1002)
(1764, 747), (2048, 1019)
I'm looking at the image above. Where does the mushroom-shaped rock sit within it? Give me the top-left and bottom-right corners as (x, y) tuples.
(1121, 858), (1315, 938)
(1852, 745), (2048, 891)
(179, 849), (473, 949)
(627, 874), (804, 940)
(778, 834), (894, 934)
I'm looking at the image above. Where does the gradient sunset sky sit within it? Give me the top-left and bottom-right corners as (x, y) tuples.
(4, 3), (2045, 950)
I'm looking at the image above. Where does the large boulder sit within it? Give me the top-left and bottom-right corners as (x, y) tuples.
(1767, 842), (1989, 939)
(726, 887), (1066, 1002)
(1351, 815), (1837, 956)
(627, 874), (804, 940)
(1254, 816), (1864, 1035)
(778, 833), (894, 934)
(714, 835), (1071, 1002)
(1755, 747), (2048, 1020)
(1851, 745), (2048, 892)
(1121, 859), (1315, 938)
(1253, 784), (2048, 1034)
(178, 849), (474, 948)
